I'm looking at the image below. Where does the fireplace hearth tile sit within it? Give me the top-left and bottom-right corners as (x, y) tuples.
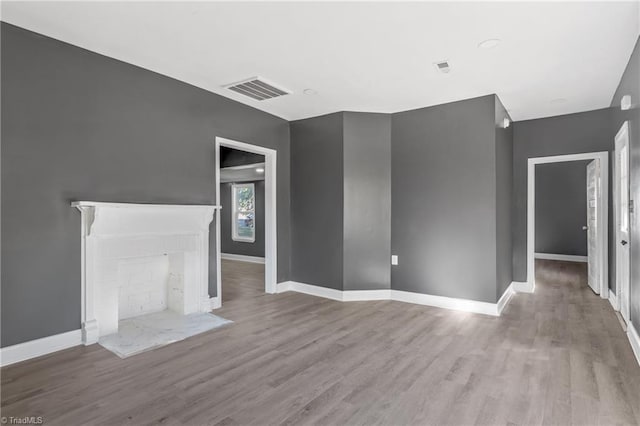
(98, 310), (232, 358)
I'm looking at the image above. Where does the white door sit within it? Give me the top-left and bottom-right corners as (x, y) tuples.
(586, 160), (600, 294)
(615, 122), (631, 322)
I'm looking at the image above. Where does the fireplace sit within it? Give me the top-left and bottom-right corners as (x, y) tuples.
(72, 202), (219, 344)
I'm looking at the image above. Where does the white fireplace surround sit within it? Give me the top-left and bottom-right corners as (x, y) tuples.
(72, 201), (220, 345)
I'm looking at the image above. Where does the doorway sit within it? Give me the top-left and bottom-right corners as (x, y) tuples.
(614, 122), (631, 323)
(527, 152), (609, 297)
(214, 137), (277, 308)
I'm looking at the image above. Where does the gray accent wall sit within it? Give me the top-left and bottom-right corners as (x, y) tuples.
(220, 180), (265, 258)
(611, 36), (640, 326)
(290, 112), (392, 291)
(1, 23), (291, 347)
(512, 108), (613, 286)
(495, 97), (514, 300)
(534, 161), (589, 256)
(391, 95), (501, 303)
(290, 113), (344, 289)
(343, 113), (391, 291)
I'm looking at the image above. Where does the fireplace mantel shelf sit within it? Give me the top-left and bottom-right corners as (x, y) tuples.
(72, 201), (221, 210)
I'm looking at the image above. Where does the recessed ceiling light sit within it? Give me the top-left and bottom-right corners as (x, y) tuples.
(478, 38), (501, 49)
(303, 88), (317, 95)
(256, 168), (265, 173)
(550, 98), (567, 105)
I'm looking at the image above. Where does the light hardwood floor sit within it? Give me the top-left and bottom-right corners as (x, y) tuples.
(1, 259), (639, 425)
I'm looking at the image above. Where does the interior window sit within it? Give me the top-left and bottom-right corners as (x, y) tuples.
(232, 183), (255, 242)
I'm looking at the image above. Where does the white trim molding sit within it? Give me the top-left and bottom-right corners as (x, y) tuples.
(391, 289), (502, 316)
(496, 285), (516, 315)
(276, 281), (344, 301)
(209, 296), (221, 310)
(220, 253), (265, 264)
(0, 330), (82, 367)
(512, 281), (535, 293)
(343, 289), (391, 301)
(527, 152), (609, 299)
(277, 281), (530, 316)
(627, 322), (640, 367)
(534, 253), (588, 263)
(608, 290), (619, 311)
(215, 137), (278, 306)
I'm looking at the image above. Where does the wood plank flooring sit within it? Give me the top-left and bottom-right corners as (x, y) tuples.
(1, 259), (639, 425)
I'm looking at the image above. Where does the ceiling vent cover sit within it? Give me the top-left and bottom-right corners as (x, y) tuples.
(434, 61), (451, 74)
(224, 77), (290, 101)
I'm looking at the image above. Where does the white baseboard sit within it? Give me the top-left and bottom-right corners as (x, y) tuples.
(627, 322), (640, 367)
(496, 285), (516, 315)
(209, 296), (221, 310)
(276, 281), (343, 301)
(534, 253), (588, 263)
(608, 290), (619, 311)
(276, 281), (292, 293)
(390, 289), (503, 316)
(0, 329), (83, 367)
(512, 281), (535, 293)
(343, 289), (391, 301)
(221, 253), (265, 264)
(277, 281), (524, 316)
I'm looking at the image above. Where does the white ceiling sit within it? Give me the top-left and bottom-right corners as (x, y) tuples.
(2, 1), (639, 121)
(221, 163), (265, 183)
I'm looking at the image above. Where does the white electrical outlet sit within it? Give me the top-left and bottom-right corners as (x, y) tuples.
(391, 255), (398, 265)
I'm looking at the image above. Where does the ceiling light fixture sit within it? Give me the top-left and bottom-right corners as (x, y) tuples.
(478, 38), (501, 49)
(256, 168), (265, 173)
(303, 88), (318, 95)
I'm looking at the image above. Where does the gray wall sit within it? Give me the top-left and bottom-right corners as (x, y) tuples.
(611, 36), (640, 326)
(391, 95), (499, 303)
(535, 161), (589, 256)
(512, 108), (613, 285)
(495, 97), (514, 300)
(220, 180), (265, 258)
(290, 113), (344, 289)
(1, 23), (291, 347)
(343, 113), (391, 291)
(290, 112), (392, 291)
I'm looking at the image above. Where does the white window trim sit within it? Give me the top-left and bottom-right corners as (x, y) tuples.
(231, 182), (256, 243)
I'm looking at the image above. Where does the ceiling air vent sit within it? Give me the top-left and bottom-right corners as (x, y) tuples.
(434, 60), (451, 74)
(224, 77), (290, 101)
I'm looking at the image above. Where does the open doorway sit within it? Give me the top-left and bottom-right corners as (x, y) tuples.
(214, 137), (277, 308)
(527, 152), (609, 297)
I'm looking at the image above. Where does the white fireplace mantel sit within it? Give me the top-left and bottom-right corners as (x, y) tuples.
(72, 201), (220, 345)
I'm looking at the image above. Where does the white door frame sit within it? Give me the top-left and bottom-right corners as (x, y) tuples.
(214, 137), (278, 307)
(527, 151), (609, 298)
(613, 121), (630, 318)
